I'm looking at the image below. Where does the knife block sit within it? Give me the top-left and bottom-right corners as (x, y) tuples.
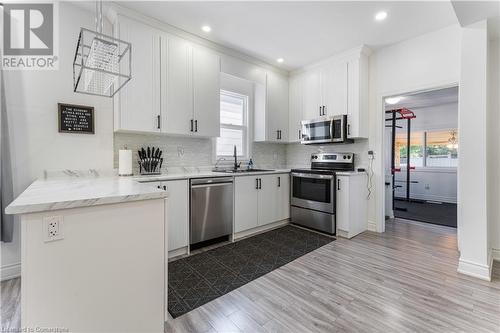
(138, 147), (163, 175)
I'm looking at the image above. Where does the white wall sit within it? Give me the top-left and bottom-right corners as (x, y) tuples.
(1, 3), (114, 280)
(487, 36), (500, 261)
(457, 20), (490, 280)
(369, 25), (462, 232)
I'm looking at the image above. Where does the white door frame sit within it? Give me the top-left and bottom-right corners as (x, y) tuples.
(375, 80), (459, 234)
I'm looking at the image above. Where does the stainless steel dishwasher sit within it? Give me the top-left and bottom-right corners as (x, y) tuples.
(190, 177), (233, 246)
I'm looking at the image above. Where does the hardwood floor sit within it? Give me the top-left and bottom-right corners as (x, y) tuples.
(2, 219), (500, 332)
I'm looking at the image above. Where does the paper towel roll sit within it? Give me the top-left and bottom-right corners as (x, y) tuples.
(119, 149), (133, 176)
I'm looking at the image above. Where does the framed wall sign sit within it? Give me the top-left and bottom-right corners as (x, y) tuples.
(58, 103), (95, 134)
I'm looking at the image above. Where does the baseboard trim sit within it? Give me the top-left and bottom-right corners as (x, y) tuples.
(492, 248), (500, 262)
(457, 254), (492, 281)
(1, 262), (21, 281)
(168, 246), (189, 260)
(234, 219), (289, 240)
(367, 220), (377, 232)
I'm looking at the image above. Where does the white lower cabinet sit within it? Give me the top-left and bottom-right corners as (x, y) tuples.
(146, 180), (189, 256)
(234, 176), (259, 233)
(235, 173), (290, 234)
(336, 174), (368, 239)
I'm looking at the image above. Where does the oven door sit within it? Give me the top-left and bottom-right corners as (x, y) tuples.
(291, 173), (335, 214)
(301, 118), (334, 144)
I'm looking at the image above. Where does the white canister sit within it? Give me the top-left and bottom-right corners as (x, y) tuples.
(119, 149), (133, 176)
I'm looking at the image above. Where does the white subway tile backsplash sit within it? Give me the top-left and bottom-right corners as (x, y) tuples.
(114, 133), (368, 174)
(114, 133), (287, 173)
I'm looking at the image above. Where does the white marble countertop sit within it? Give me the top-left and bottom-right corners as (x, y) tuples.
(5, 170), (168, 215)
(133, 168), (292, 182)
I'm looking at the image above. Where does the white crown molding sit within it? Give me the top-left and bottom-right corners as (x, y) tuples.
(106, 2), (289, 77)
(290, 45), (372, 77)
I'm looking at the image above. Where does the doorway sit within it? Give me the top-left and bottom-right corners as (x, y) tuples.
(384, 86), (458, 228)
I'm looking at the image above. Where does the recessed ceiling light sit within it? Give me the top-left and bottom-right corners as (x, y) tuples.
(375, 11), (388, 21)
(277, 58), (284, 63)
(385, 96), (402, 105)
(201, 25), (211, 33)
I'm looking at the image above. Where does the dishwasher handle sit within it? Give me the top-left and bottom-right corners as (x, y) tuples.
(191, 177), (233, 186)
(191, 182), (233, 189)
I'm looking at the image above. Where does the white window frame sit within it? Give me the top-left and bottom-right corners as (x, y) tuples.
(216, 89), (250, 161)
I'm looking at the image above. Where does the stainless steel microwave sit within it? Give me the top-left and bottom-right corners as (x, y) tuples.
(301, 115), (351, 144)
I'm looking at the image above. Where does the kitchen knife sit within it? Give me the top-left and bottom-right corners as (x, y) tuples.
(158, 150), (162, 159)
(160, 158), (163, 170)
(147, 147), (151, 158)
(141, 148), (146, 160)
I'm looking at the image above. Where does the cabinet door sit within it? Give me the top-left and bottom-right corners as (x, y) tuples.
(347, 56), (369, 138)
(163, 36), (194, 135)
(192, 46), (221, 137)
(115, 16), (161, 133)
(336, 176), (350, 232)
(276, 174), (290, 221)
(257, 175), (278, 226)
(322, 62), (348, 117)
(288, 76), (304, 143)
(234, 176), (259, 233)
(266, 72), (289, 142)
(302, 69), (322, 120)
(163, 180), (189, 252)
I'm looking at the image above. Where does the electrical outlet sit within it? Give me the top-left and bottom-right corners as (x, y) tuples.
(43, 216), (64, 242)
(177, 147), (185, 157)
(425, 184), (430, 190)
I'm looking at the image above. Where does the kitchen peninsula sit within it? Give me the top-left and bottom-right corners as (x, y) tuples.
(5, 170), (168, 332)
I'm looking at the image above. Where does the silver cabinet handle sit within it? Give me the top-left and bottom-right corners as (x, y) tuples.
(157, 115), (161, 129)
(195, 120), (198, 132)
(278, 176), (281, 187)
(337, 179), (340, 190)
(190, 119), (194, 132)
(256, 178), (259, 189)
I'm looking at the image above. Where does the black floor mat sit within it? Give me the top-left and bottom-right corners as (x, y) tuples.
(394, 199), (457, 227)
(168, 225), (334, 318)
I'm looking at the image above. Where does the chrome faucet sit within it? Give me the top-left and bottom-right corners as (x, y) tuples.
(233, 145), (241, 170)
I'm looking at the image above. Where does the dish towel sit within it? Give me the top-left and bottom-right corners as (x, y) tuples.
(0, 62), (14, 242)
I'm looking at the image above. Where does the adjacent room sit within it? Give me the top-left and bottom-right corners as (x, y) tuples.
(384, 87), (458, 228)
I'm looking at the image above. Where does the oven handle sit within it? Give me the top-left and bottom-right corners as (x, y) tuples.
(291, 172), (334, 180)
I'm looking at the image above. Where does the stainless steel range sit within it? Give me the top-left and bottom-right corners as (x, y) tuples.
(291, 153), (355, 235)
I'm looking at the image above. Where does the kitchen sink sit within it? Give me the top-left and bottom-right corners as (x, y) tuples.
(212, 168), (274, 173)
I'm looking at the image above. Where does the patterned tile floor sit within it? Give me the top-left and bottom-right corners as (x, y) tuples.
(168, 225), (334, 318)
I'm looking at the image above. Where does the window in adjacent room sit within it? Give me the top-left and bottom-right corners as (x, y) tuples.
(216, 90), (249, 159)
(394, 129), (458, 168)
(396, 131), (424, 168)
(426, 130), (458, 167)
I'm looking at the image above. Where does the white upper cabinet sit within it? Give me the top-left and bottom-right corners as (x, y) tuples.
(254, 71), (289, 143)
(114, 17), (220, 137)
(288, 75), (304, 143)
(114, 15), (161, 133)
(289, 46), (370, 139)
(192, 46), (221, 137)
(321, 61), (348, 117)
(302, 68), (322, 120)
(346, 54), (369, 139)
(162, 36), (193, 136)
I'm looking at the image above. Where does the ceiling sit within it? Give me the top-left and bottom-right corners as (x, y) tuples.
(118, 1), (458, 71)
(385, 86), (459, 111)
